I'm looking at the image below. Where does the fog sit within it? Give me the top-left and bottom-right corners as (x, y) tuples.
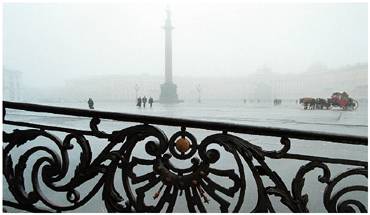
(4, 2), (368, 100)
(3, 2), (368, 213)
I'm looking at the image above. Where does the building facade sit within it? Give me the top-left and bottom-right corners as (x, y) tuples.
(3, 68), (22, 101)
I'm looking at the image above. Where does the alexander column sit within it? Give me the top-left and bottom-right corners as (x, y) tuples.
(158, 8), (181, 103)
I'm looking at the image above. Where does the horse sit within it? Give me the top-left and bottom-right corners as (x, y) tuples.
(315, 98), (331, 110)
(299, 97), (316, 110)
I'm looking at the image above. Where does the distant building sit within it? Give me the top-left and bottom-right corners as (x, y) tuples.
(245, 63), (368, 100)
(63, 74), (162, 102)
(26, 63), (367, 103)
(3, 68), (22, 101)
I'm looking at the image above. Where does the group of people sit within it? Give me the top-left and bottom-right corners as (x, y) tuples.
(137, 96), (154, 108)
(87, 97), (154, 110)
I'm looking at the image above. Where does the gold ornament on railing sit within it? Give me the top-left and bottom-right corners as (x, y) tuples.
(175, 137), (190, 153)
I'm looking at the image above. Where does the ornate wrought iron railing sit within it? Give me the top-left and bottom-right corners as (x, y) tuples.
(2, 101), (368, 213)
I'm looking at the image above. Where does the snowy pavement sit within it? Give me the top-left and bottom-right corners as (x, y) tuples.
(3, 100), (368, 212)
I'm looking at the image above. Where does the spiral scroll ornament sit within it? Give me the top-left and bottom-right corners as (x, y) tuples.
(3, 120), (368, 212)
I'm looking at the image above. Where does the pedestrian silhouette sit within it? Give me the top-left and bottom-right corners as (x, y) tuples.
(88, 98), (94, 109)
(142, 96), (147, 108)
(137, 97), (142, 108)
(149, 97), (153, 108)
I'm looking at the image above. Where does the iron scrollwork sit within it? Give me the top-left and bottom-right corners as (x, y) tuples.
(2, 101), (368, 213)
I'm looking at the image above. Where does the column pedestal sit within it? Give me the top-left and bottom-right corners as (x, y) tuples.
(158, 82), (182, 103)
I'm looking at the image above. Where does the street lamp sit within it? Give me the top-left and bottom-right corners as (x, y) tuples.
(196, 84), (201, 103)
(135, 84), (140, 99)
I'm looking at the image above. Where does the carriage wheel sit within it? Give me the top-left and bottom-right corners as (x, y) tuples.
(352, 99), (359, 110)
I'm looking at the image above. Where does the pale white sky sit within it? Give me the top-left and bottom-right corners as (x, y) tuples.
(3, 2), (368, 87)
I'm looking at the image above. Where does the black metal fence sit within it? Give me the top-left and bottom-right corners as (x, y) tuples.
(2, 101), (368, 212)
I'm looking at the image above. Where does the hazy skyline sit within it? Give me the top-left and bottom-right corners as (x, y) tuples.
(4, 2), (368, 88)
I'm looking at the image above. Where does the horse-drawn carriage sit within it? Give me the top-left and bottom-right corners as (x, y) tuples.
(329, 92), (359, 110)
(299, 92), (358, 111)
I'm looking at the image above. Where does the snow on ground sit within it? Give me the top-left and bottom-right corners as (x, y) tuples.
(3, 100), (368, 212)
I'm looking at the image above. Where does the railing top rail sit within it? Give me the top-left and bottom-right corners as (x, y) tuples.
(3, 101), (368, 145)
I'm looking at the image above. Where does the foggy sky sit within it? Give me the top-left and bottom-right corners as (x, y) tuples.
(4, 2), (368, 88)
